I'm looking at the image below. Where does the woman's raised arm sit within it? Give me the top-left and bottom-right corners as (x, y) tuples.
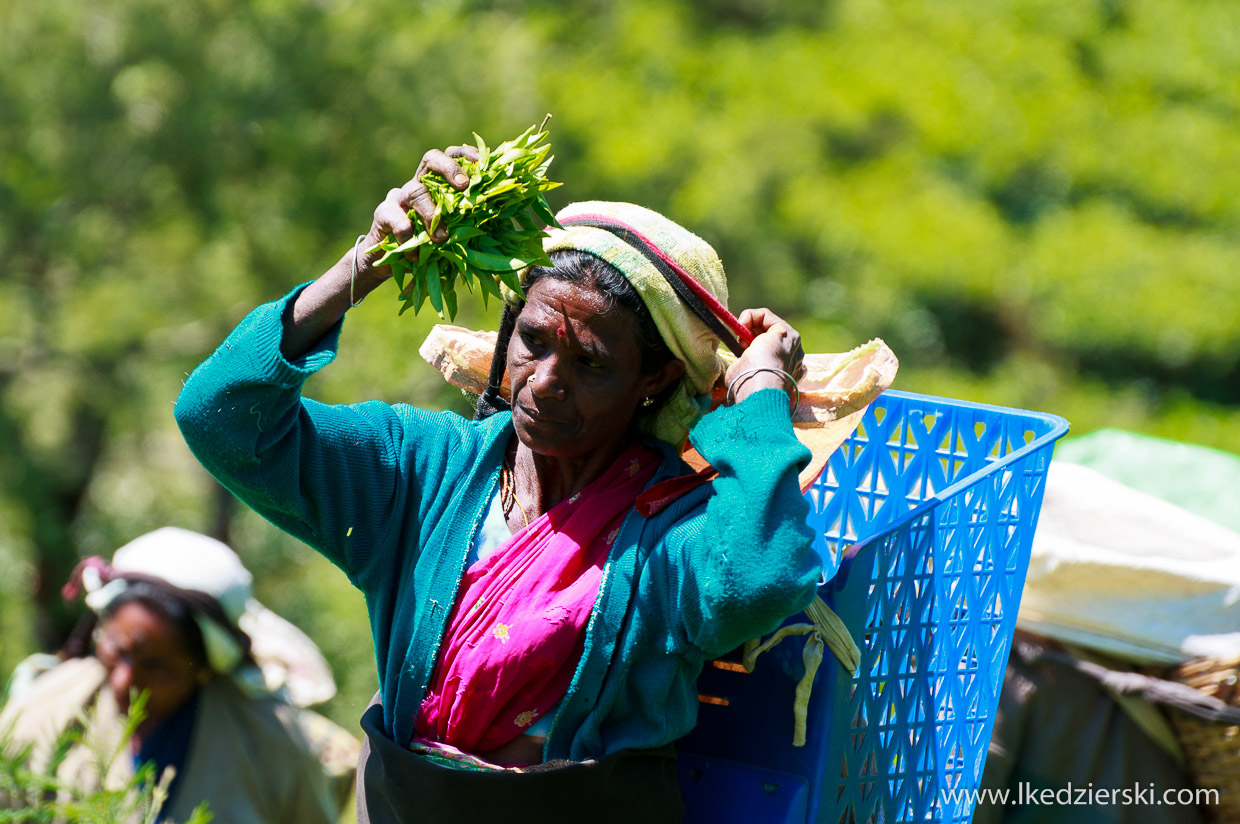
(174, 146), (488, 581)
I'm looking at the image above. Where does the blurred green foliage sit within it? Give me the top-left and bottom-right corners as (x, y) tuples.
(0, 692), (213, 822)
(2, 0), (1238, 738)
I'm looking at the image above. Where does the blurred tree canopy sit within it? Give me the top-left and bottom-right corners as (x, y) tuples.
(2, 0), (1238, 729)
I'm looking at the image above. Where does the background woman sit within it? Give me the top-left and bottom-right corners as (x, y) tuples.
(0, 527), (348, 823)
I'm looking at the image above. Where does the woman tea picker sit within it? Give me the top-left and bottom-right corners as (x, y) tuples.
(0, 527), (349, 823)
(175, 146), (824, 822)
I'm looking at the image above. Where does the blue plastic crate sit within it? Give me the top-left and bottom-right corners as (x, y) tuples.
(678, 389), (1070, 823)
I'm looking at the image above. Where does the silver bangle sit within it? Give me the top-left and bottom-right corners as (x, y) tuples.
(350, 234), (367, 308)
(726, 366), (800, 413)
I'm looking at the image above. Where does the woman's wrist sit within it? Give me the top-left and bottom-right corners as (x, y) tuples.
(726, 366), (799, 411)
(280, 239), (385, 360)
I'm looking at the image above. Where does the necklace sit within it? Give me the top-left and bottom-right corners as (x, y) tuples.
(500, 452), (531, 529)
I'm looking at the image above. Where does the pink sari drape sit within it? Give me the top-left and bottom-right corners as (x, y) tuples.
(414, 441), (659, 757)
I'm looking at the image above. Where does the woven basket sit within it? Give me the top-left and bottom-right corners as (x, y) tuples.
(1163, 655), (1240, 824)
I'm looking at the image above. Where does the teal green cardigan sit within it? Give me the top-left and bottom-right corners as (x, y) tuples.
(174, 287), (822, 762)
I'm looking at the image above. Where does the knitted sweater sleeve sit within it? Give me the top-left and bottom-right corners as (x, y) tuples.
(173, 287), (452, 584)
(666, 388), (822, 657)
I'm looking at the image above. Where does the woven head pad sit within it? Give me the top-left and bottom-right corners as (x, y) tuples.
(536, 201), (732, 446)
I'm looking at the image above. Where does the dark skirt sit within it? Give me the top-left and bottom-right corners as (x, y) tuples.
(355, 701), (685, 824)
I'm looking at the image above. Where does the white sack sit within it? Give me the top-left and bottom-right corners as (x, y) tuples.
(1017, 462), (1240, 664)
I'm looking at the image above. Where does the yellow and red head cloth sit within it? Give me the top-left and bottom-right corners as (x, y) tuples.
(527, 201), (743, 448)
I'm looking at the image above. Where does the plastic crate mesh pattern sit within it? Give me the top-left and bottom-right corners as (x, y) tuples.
(677, 390), (1067, 824)
(814, 391), (1066, 823)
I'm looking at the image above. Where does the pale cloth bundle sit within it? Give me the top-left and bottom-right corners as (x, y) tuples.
(1019, 462), (1240, 664)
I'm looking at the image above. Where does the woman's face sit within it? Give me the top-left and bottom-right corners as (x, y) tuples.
(507, 277), (682, 459)
(96, 601), (206, 726)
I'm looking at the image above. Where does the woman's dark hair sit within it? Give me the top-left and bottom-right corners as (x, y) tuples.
(474, 249), (680, 420)
(100, 582), (212, 669)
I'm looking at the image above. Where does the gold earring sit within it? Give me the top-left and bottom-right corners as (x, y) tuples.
(641, 397), (654, 407)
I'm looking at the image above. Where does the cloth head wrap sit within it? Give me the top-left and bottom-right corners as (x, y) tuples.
(69, 527), (253, 675)
(527, 201), (740, 446)
(63, 527), (336, 706)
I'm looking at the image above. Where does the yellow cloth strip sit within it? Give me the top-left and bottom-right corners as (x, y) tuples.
(743, 596), (860, 747)
(806, 596), (861, 675)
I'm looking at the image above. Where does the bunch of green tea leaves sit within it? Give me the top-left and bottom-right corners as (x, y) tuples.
(370, 120), (562, 320)
(0, 692), (211, 823)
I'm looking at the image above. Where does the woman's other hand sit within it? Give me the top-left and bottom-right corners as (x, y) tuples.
(281, 145), (477, 360)
(724, 308), (805, 407)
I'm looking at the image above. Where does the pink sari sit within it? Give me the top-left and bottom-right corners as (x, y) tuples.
(414, 440), (659, 758)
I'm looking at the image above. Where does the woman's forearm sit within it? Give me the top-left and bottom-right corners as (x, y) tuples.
(281, 232), (388, 362)
(679, 388), (820, 655)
